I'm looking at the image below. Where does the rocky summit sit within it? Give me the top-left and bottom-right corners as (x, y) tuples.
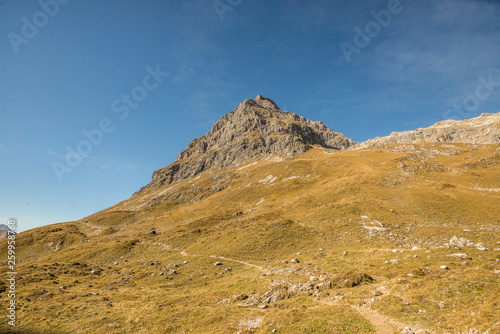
(138, 95), (354, 192)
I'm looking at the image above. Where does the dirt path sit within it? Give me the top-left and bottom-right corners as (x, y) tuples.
(319, 299), (397, 334)
(143, 241), (263, 271)
(350, 305), (396, 334)
(209, 255), (263, 271)
(144, 240), (419, 333)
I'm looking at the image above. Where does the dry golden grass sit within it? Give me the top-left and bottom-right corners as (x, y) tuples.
(1, 143), (499, 333)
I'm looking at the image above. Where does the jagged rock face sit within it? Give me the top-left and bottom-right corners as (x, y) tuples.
(352, 112), (500, 150)
(138, 95), (354, 192)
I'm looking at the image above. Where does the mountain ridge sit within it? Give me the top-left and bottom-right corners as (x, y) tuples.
(352, 112), (500, 150)
(138, 96), (499, 194)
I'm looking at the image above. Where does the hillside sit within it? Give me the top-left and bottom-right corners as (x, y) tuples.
(1, 97), (499, 334)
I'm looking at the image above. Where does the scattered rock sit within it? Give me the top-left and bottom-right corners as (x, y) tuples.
(291, 258), (300, 263)
(475, 243), (489, 251)
(214, 262), (223, 266)
(233, 294), (248, 301)
(339, 273), (374, 288)
(448, 253), (471, 260)
(449, 236), (475, 248)
(440, 265), (449, 270)
(438, 301), (446, 309)
(402, 326), (416, 334)
(310, 276), (318, 282)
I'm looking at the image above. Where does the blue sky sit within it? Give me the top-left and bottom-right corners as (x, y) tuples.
(1, 0), (500, 232)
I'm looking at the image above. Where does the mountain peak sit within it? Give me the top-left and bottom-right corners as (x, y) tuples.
(137, 96), (354, 193)
(236, 95), (281, 112)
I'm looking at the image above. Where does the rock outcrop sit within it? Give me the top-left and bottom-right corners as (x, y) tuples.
(0, 224), (14, 239)
(137, 95), (354, 193)
(352, 112), (500, 150)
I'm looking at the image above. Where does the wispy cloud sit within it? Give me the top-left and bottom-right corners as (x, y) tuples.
(366, 0), (500, 85)
(317, 0), (500, 124)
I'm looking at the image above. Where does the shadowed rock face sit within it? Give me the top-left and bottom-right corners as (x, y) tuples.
(351, 112), (500, 150)
(137, 95), (354, 192)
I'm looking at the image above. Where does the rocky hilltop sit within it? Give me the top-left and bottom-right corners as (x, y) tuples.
(138, 95), (354, 192)
(352, 112), (500, 150)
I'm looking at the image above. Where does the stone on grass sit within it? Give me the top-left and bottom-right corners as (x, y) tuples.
(475, 243), (489, 251)
(448, 253), (471, 260)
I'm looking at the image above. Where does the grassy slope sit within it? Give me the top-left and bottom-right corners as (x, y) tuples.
(1, 143), (499, 333)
